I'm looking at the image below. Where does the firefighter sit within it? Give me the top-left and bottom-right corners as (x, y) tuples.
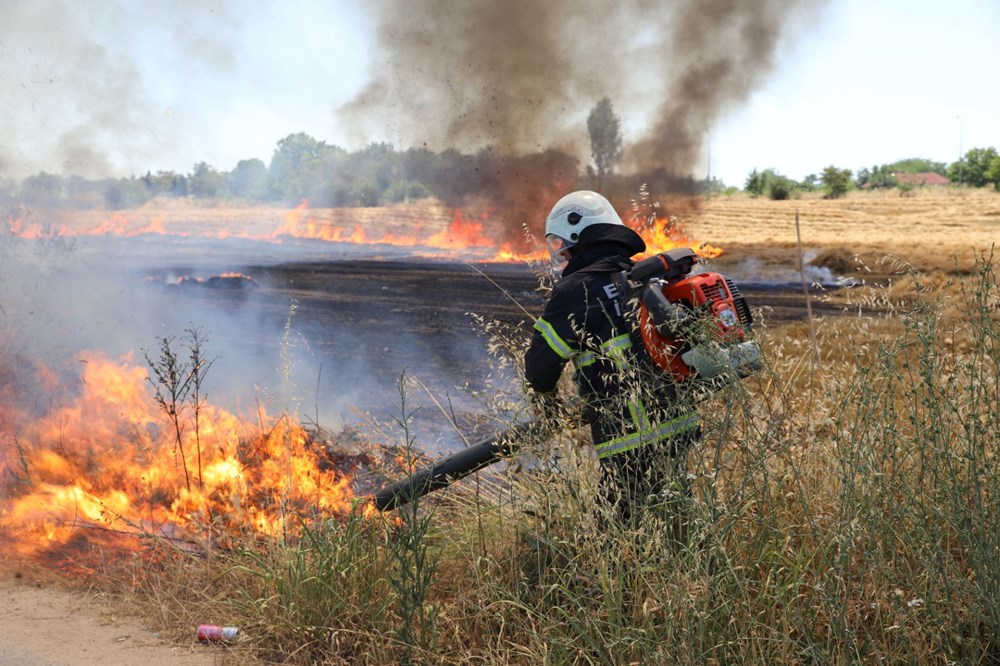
(524, 190), (701, 528)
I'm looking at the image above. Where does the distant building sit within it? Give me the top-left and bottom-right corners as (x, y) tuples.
(893, 172), (950, 186)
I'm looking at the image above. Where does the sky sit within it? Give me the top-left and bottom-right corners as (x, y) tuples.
(1, 0), (998, 188)
(709, 0), (1000, 184)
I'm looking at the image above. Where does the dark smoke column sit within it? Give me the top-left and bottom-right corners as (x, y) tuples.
(340, 0), (829, 231)
(628, 0), (827, 176)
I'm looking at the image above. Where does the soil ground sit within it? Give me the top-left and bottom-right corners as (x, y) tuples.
(0, 573), (216, 666)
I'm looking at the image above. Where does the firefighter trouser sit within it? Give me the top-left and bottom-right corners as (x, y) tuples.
(598, 424), (700, 529)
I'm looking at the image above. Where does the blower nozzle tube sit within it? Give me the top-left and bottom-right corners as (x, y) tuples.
(371, 421), (538, 511)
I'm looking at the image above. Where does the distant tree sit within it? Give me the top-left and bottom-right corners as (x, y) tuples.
(698, 176), (725, 196)
(189, 162), (226, 198)
(314, 142), (400, 207)
(385, 180), (430, 203)
(871, 165), (897, 189)
(268, 132), (344, 203)
(587, 97), (624, 185)
(950, 147), (998, 188)
(745, 168), (790, 198)
(104, 177), (150, 209)
(407, 181), (431, 200)
(861, 158), (944, 189)
(986, 155), (1000, 191)
(62, 175), (103, 208)
(353, 181), (381, 207)
(169, 173), (189, 197)
(360, 142), (397, 190)
(399, 147), (436, 196)
(856, 164), (899, 189)
(140, 170), (188, 197)
(800, 174), (820, 192)
(227, 159), (268, 201)
(384, 181), (409, 204)
(768, 174), (796, 200)
(744, 168), (767, 196)
(821, 165), (852, 198)
(19, 172), (65, 206)
(430, 148), (479, 200)
(889, 157), (947, 175)
(854, 167), (871, 189)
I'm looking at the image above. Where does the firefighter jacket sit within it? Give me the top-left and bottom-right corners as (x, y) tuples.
(524, 245), (700, 461)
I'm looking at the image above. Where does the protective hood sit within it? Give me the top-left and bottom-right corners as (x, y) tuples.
(562, 225), (646, 277)
(575, 223), (645, 256)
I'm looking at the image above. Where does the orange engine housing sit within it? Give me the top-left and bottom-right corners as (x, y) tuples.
(637, 271), (753, 380)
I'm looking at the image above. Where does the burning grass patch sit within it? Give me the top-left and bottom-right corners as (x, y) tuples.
(0, 346), (385, 561)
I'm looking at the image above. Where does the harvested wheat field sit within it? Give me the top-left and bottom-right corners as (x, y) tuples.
(693, 187), (999, 274)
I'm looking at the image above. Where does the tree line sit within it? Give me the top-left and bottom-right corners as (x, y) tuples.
(6, 135), (574, 211)
(744, 148), (1000, 200)
(2, 97), (998, 211)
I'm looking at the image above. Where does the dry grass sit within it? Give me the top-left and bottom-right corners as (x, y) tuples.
(29, 199), (458, 240)
(73, 249), (995, 665)
(5, 188), (1000, 663)
(693, 188), (1000, 275)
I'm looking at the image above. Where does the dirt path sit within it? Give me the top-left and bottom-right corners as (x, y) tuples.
(0, 573), (218, 666)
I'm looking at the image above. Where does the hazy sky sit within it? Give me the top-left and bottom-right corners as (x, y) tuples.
(1, 0), (997, 187)
(711, 0), (1000, 184)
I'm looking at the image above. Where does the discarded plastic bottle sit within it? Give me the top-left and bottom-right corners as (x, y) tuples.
(197, 624), (239, 642)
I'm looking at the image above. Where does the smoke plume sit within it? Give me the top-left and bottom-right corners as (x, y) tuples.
(0, 1), (241, 178)
(341, 0), (828, 180)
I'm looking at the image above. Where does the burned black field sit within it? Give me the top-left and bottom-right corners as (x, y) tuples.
(168, 258), (844, 393)
(243, 258), (838, 330)
(134, 254), (856, 455)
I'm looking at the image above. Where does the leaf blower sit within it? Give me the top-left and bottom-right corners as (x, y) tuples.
(626, 247), (762, 383)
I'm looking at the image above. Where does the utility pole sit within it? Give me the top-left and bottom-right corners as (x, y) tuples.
(957, 115), (964, 188)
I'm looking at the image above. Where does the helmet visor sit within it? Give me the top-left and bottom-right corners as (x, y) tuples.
(546, 234), (574, 274)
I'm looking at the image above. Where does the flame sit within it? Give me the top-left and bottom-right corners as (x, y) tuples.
(2, 199), (722, 262)
(486, 213), (723, 264)
(638, 215), (723, 259)
(274, 203), (497, 252)
(0, 211), (171, 239)
(0, 354), (359, 558)
(424, 210), (493, 249)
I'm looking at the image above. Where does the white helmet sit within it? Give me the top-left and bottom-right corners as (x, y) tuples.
(544, 190), (625, 273)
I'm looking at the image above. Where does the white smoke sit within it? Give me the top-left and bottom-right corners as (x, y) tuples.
(0, 228), (506, 447)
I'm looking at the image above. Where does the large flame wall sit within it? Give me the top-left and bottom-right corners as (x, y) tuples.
(0, 354), (356, 558)
(1, 201), (721, 263)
